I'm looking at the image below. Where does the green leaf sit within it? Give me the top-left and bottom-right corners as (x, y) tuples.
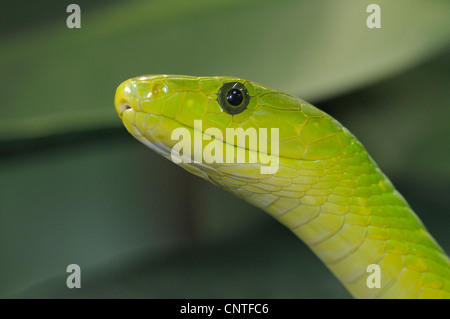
(1, 0), (449, 141)
(1, 0), (449, 299)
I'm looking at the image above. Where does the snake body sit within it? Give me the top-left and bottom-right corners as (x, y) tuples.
(114, 75), (450, 298)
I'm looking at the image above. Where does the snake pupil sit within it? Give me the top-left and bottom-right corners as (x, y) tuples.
(226, 89), (243, 106)
(217, 82), (250, 114)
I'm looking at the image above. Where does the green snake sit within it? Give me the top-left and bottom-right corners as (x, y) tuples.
(114, 75), (450, 298)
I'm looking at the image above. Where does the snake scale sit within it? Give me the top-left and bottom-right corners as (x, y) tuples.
(114, 74), (450, 299)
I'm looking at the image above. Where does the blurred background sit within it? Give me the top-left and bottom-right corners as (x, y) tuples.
(0, 0), (449, 298)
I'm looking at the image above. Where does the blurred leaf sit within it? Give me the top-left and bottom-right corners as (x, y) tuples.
(321, 51), (450, 183)
(0, 0), (123, 38)
(13, 221), (350, 299)
(1, 0), (449, 141)
(1, 0), (449, 299)
(0, 138), (192, 296)
(6, 50), (450, 300)
(0, 131), (266, 297)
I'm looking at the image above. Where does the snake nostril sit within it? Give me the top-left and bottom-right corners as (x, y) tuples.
(117, 103), (133, 117)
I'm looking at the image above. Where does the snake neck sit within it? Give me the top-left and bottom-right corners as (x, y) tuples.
(115, 75), (449, 298)
(212, 132), (450, 299)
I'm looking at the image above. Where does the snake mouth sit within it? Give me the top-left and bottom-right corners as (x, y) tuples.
(114, 79), (141, 118)
(116, 103), (132, 117)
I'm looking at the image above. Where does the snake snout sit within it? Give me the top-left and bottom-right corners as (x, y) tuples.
(114, 80), (140, 118)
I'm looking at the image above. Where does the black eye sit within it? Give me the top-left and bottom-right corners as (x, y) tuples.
(227, 89), (243, 106)
(217, 82), (250, 114)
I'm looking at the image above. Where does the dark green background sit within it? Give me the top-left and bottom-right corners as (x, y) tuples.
(0, 0), (449, 298)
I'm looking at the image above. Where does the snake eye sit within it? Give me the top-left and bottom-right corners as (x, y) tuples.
(217, 82), (250, 114)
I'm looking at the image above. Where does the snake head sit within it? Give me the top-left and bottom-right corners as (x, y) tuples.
(115, 75), (350, 185)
